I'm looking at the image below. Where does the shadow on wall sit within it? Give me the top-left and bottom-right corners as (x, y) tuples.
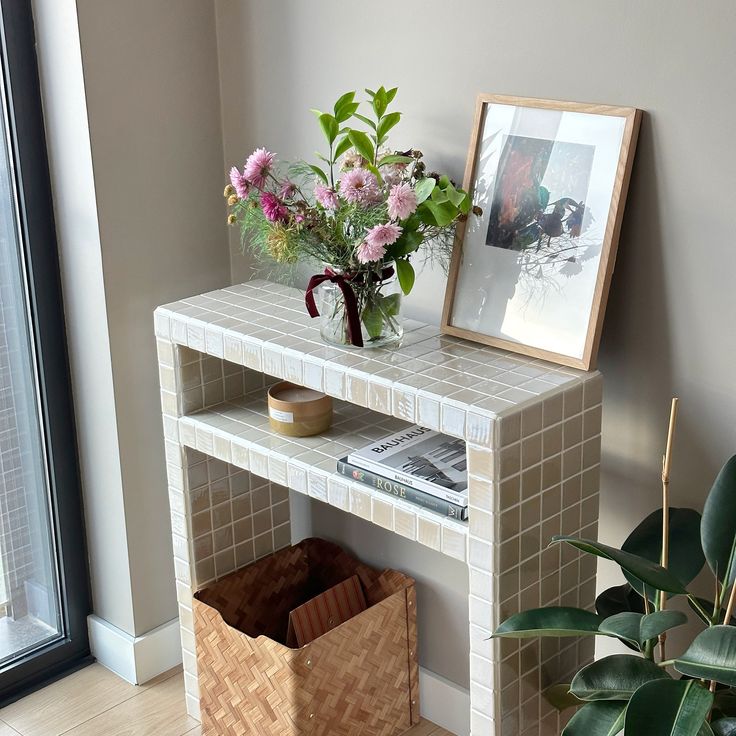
(596, 113), (719, 657)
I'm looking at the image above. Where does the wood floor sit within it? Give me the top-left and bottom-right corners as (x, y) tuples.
(0, 663), (453, 735)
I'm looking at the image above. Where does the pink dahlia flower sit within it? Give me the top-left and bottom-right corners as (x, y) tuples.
(244, 147), (275, 188)
(339, 168), (381, 206)
(229, 166), (250, 199)
(314, 184), (339, 210)
(356, 240), (387, 263)
(366, 222), (402, 248)
(279, 180), (297, 199)
(260, 192), (287, 223)
(387, 182), (417, 221)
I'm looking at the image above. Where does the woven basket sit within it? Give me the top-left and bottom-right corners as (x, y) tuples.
(194, 537), (420, 736)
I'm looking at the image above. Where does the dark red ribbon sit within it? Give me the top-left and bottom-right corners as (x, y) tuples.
(305, 268), (364, 347)
(304, 266), (396, 348)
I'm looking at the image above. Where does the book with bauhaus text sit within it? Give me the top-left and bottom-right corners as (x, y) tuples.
(347, 426), (468, 507)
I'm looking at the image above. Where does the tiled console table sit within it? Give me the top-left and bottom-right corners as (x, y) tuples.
(155, 279), (602, 736)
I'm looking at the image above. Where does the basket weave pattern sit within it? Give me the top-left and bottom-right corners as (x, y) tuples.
(194, 538), (420, 735)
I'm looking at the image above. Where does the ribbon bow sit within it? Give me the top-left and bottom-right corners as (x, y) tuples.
(305, 268), (364, 347)
(304, 266), (396, 348)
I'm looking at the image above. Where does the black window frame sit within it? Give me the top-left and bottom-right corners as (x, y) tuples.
(0, 0), (91, 703)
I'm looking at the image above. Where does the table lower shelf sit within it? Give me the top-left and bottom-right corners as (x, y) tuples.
(178, 390), (469, 562)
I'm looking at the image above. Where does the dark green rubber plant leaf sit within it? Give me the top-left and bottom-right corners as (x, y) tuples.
(624, 679), (713, 736)
(599, 612), (645, 648)
(640, 609), (689, 642)
(493, 607), (605, 638)
(570, 654), (671, 701)
(543, 683), (582, 712)
(562, 701), (626, 736)
(675, 626), (736, 687)
(702, 456), (736, 588)
(596, 583), (646, 618)
(712, 719), (736, 736)
(552, 536), (689, 595)
(622, 507), (704, 601)
(596, 584), (646, 651)
(715, 688), (736, 717)
(599, 610), (686, 649)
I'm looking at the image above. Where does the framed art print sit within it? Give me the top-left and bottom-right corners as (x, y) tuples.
(441, 94), (641, 370)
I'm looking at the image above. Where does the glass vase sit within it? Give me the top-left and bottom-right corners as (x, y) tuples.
(317, 268), (403, 348)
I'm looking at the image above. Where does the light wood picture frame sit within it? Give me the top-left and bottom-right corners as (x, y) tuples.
(441, 94), (642, 370)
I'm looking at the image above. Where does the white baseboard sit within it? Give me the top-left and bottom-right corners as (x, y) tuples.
(419, 667), (470, 736)
(88, 615), (182, 685)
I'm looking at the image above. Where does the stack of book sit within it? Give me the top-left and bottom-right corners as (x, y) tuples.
(337, 425), (468, 521)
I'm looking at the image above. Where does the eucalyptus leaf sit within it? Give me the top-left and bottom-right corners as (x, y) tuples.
(675, 626), (736, 686)
(570, 655), (671, 701)
(702, 455), (736, 588)
(414, 177), (436, 204)
(562, 701), (626, 736)
(394, 259), (415, 295)
(459, 192), (472, 215)
(420, 200), (459, 227)
(361, 303), (384, 340)
(379, 293), (401, 319)
(494, 607), (605, 639)
(712, 719), (736, 736)
(622, 507), (704, 601)
(444, 182), (467, 208)
(552, 536), (690, 595)
(348, 130), (375, 165)
(624, 679), (713, 736)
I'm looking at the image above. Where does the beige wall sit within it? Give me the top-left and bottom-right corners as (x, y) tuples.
(217, 0), (736, 680)
(36, 0), (231, 639)
(74, 0), (232, 636)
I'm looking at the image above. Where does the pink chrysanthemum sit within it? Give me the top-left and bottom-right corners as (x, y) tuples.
(279, 180), (297, 199)
(339, 168), (381, 206)
(387, 182), (417, 221)
(244, 148), (275, 188)
(229, 166), (250, 199)
(356, 240), (387, 263)
(314, 184), (340, 210)
(357, 222), (403, 263)
(259, 192), (287, 223)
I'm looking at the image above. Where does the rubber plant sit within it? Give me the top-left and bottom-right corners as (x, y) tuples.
(494, 399), (736, 736)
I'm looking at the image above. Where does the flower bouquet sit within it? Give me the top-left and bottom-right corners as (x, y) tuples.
(224, 86), (477, 348)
